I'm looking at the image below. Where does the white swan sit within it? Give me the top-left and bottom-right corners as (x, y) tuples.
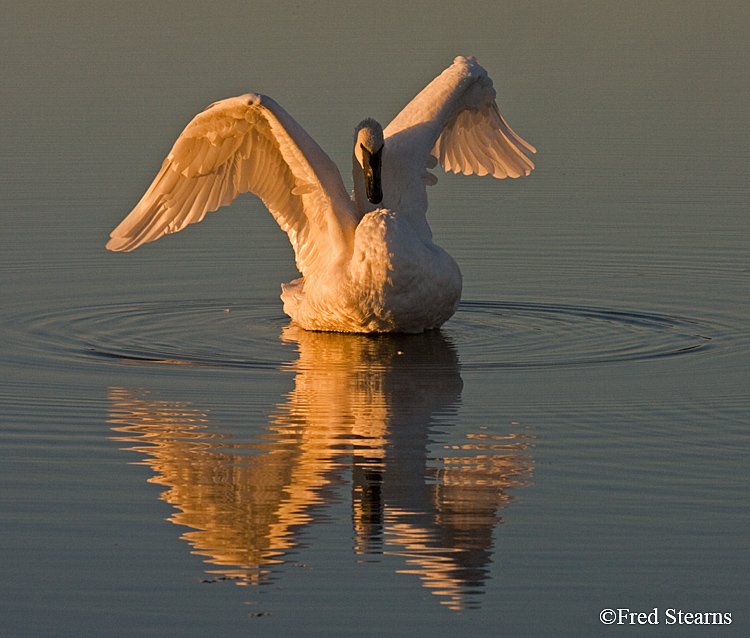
(107, 56), (535, 333)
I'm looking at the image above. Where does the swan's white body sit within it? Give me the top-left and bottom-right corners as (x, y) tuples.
(107, 56), (535, 333)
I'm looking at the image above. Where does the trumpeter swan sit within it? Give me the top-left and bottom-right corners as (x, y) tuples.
(107, 56), (535, 333)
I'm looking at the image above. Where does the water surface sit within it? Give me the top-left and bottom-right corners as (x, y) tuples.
(1, 1), (748, 636)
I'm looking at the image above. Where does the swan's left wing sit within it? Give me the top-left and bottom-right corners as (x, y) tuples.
(107, 94), (357, 278)
(383, 56), (535, 198)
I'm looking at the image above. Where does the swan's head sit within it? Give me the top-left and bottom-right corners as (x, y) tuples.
(354, 119), (384, 205)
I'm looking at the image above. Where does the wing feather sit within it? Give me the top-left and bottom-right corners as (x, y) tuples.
(107, 94), (357, 277)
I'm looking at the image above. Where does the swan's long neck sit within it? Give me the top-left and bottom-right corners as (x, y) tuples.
(352, 119), (384, 217)
(351, 119), (434, 242)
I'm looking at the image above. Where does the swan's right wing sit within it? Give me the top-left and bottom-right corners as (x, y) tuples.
(107, 94), (357, 277)
(383, 56), (535, 201)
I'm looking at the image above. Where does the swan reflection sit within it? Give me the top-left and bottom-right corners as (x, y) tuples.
(108, 327), (533, 610)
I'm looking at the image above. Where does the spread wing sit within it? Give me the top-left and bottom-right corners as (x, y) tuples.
(382, 56), (535, 211)
(107, 94), (357, 277)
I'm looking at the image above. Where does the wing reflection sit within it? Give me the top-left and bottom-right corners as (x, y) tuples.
(108, 327), (533, 610)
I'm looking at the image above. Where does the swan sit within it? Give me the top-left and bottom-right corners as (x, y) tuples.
(107, 56), (535, 333)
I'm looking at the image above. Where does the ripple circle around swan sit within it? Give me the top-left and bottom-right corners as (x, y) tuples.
(13, 300), (293, 371)
(8, 299), (716, 372)
(447, 301), (715, 368)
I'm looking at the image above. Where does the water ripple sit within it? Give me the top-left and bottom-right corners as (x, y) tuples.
(3, 298), (721, 373)
(445, 301), (716, 369)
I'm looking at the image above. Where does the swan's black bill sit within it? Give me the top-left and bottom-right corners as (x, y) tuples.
(361, 144), (383, 205)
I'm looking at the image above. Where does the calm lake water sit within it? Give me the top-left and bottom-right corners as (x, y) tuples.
(1, 1), (748, 636)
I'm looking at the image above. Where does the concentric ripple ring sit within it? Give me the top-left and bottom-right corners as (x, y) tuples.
(5, 299), (717, 372)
